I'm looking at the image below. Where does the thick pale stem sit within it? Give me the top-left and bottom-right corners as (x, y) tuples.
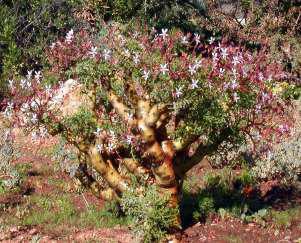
(172, 135), (198, 152)
(136, 100), (181, 228)
(175, 127), (234, 175)
(108, 91), (137, 126)
(122, 158), (149, 177)
(145, 104), (166, 127)
(87, 145), (129, 193)
(152, 141), (181, 229)
(74, 163), (119, 201)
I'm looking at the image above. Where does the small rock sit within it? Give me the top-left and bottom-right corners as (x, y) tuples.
(29, 228), (38, 235)
(10, 226), (18, 233)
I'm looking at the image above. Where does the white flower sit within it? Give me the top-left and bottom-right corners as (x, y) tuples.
(96, 144), (103, 153)
(126, 135), (133, 145)
(127, 113), (134, 122)
(219, 68), (225, 77)
(50, 42), (56, 49)
(3, 107), (12, 118)
(109, 130), (117, 140)
(26, 70), (33, 80)
(142, 70), (150, 81)
(266, 150), (273, 160)
(21, 103), (30, 113)
(118, 35), (126, 46)
(207, 81), (213, 89)
(233, 92), (240, 102)
(181, 35), (189, 44)
(194, 33), (200, 45)
(232, 56), (240, 66)
(237, 17), (246, 26)
(26, 80), (32, 88)
(188, 65), (196, 75)
(8, 79), (14, 88)
(212, 51), (218, 62)
(65, 29), (74, 44)
(194, 59), (202, 69)
(31, 131), (38, 140)
(88, 46), (98, 58)
(45, 84), (52, 95)
(223, 82), (229, 90)
(175, 86), (183, 98)
(159, 28), (168, 40)
(190, 79), (199, 89)
(209, 36), (215, 44)
(31, 100), (38, 110)
(253, 130), (261, 141)
(107, 142), (115, 152)
(230, 79), (239, 90)
(7, 102), (13, 110)
(31, 113), (38, 124)
(232, 68), (238, 78)
(103, 49), (111, 61)
(39, 127), (48, 138)
(94, 127), (101, 136)
(258, 72), (264, 81)
(262, 92), (269, 102)
(34, 71), (42, 82)
(20, 79), (27, 89)
(160, 63), (169, 75)
(221, 47), (228, 59)
(255, 104), (261, 114)
(123, 48), (130, 57)
(242, 67), (248, 78)
(4, 130), (12, 141)
(133, 53), (140, 64)
(133, 31), (139, 38)
(278, 124), (289, 133)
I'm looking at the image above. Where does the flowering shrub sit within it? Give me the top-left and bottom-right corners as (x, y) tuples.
(2, 25), (296, 230)
(199, 0), (301, 80)
(0, 0), (92, 101)
(252, 135), (301, 185)
(0, 121), (21, 193)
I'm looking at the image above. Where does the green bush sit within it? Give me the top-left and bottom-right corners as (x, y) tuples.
(190, 169), (263, 222)
(0, 0), (84, 99)
(252, 135), (301, 185)
(121, 184), (179, 242)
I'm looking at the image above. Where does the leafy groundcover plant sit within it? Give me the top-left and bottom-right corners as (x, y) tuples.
(2, 24), (296, 239)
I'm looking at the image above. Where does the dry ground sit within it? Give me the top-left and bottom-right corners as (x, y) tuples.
(0, 130), (300, 243)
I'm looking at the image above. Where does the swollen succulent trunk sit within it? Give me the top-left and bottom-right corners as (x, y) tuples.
(49, 92), (177, 227)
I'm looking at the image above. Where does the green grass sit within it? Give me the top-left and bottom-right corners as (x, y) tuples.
(22, 195), (76, 226)
(3, 194), (131, 232)
(270, 207), (301, 229)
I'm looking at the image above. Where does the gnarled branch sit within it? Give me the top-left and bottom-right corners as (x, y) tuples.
(108, 91), (137, 126)
(87, 144), (129, 193)
(74, 163), (119, 201)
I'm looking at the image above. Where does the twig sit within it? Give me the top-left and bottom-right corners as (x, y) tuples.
(81, 192), (90, 209)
